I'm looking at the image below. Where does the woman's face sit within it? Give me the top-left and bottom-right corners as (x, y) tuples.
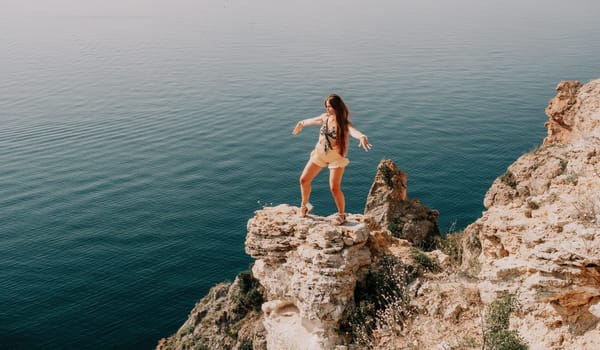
(325, 100), (335, 116)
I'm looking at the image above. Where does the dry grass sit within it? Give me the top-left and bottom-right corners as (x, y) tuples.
(573, 191), (600, 225)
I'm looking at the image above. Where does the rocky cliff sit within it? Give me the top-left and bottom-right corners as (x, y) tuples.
(246, 206), (372, 349)
(467, 79), (600, 349)
(157, 79), (600, 350)
(157, 159), (443, 349)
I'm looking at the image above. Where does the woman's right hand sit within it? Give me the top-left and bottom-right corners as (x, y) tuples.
(358, 135), (372, 151)
(292, 121), (303, 135)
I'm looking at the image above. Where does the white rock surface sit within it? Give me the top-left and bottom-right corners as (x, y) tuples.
(246, 204), (372, 349)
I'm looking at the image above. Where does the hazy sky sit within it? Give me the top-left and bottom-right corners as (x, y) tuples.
(2, 0), (218, 16)
(2, 0), (597, 18)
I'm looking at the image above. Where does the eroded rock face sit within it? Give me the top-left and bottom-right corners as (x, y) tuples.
(471, 79), (600, 349)
(364, 159), (441, 248)
(156, 275), (267, 350)
(245, 205), (372, 349)
(544, 80), (600, 146)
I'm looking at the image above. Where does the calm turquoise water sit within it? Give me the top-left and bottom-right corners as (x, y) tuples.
(1, 2), (600, 349)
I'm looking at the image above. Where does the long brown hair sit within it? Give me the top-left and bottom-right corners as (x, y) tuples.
(325, 94), (351, 156)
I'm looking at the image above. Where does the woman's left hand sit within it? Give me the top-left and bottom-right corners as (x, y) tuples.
(292, 121), (303, 135)
(358, 135), (372, 151)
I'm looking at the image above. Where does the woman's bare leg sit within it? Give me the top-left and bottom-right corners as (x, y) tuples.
(329, 166), (346, 215)
(300, 161), (323, 208)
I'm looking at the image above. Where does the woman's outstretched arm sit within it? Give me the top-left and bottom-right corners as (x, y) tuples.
(292, 114), (324, 135)
(349, 125), (372, 151)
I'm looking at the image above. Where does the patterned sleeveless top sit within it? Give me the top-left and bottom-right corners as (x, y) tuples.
(320, 117), (337, 152)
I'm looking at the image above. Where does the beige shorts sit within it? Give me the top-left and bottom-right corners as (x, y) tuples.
(309, 143), (350, 169)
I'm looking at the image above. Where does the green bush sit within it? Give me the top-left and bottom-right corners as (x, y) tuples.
(239, 340), (253, 350)
(450, 336), (480, 349)
(500, 171), (517, 189)
(485, 330), (527, 350)
(234, 269), (264, 315)
(387, 221), (401, 238)
(483, 295), (527, 350)
(410, 248), (440, 272)
(379, 163), (395, 188)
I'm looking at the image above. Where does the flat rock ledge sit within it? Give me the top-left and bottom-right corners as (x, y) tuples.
(245, 204), (372, 350)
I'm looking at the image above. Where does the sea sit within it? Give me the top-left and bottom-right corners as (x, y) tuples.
(1, 1), (599, 348)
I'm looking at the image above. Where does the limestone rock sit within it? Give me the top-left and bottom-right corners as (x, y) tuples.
(158, 162), (443, 350)
(386, 275), (483, 350)
(473, 79), (600, 349)
(364, 159), (441, 247)
(544, 79), (600, 146)
(246, 204), (372, 349)
(544, 80), (583, 145)
(590, 302), (600, 319)
(156, 275), (266, 350)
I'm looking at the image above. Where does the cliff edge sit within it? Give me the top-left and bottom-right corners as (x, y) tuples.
(157, 79), (600, 350)
(467, 79), (600, 349)
(157, 159), (442, 349)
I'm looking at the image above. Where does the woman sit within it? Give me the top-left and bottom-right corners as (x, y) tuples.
(292, 94), (372, 225)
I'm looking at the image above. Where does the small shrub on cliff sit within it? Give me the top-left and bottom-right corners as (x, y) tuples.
(239, 340), (253, 350)
(233, 269), (264, 315)
(179, 323), (195, 337)
(573, 192), (600, 225)
(339, 256), (417, 347)
(387, 221), (402, 239)
(559, 158), (568, 174)
(410, 248), (440, 272)
(434, 230), (464, 266)
(500, 171), (517, 189)
(526, 200), (539, 210)
(451, 336), (480, 350)
(379, 163), (395, 188)
(483, 294), (527, 350)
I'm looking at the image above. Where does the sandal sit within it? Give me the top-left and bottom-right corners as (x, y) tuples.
(300, 202), (313, 217)
(332, 213), (346, 226)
